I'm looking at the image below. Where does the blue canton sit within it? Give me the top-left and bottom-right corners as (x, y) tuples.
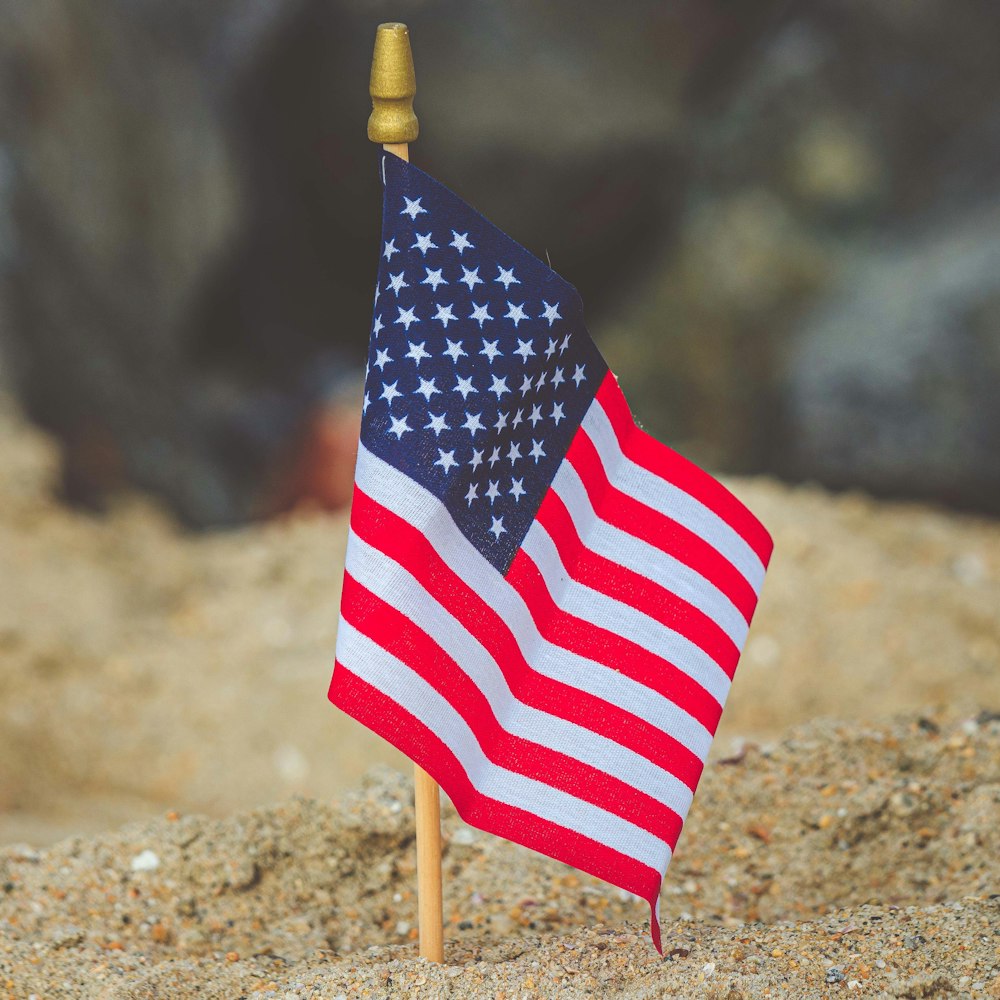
(361, 153), (608, 573)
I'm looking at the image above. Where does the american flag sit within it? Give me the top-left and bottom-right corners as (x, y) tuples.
(330, 152), (772, 950)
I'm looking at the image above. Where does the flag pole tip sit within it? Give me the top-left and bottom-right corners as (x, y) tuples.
(368, 22), (418, 144)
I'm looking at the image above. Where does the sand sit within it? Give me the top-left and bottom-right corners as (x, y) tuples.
(1, 398), (999, 996)
(3, 399), (999, 846)
(2, 714), (998, 997)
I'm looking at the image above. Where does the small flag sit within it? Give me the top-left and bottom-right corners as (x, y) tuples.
(330, 152), (772, 950)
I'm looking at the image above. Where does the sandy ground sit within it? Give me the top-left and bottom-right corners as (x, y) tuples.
(2, 714), (998, 997)
(2, 399), (998, 844)
(1, 398), (999, 996)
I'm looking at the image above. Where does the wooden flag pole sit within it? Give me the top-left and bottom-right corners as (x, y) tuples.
(367, 22), (444, 965)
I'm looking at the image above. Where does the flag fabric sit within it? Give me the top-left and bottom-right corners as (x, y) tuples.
(330, 151), (773, 950)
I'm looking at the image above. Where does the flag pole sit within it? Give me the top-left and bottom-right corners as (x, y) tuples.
(367, 22), (444, 965)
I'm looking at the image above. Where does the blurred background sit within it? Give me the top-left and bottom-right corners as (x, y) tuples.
(2, 0), (999, 523)
(1, 0), (998, 845)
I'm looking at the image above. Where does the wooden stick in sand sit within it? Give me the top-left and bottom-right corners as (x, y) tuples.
(367, 22), (444, 965)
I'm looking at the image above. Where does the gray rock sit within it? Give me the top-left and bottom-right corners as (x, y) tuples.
(2, 0), (1000, 518)
(785, 201), (1000, 510)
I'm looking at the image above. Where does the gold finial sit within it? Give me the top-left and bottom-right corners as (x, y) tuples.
(368, 22), (418, 144)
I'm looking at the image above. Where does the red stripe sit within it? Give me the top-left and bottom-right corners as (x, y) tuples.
(329, 663), (663, 938)
(340, 572), (685, 847)
(506, 549), (724, 731)
(534, 490), (740, 678)
(595, 372), (774, 568)
(567, 428), (759, 624)
(350, 487), (710, 785)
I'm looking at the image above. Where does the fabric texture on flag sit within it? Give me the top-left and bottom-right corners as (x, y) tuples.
(330, 151), (773, 951)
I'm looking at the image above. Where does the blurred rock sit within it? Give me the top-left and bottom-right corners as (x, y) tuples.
(0, 0), (707, 523)
(784, 199), (1000, 510)
(0, 1), (249, 523)
(0, 0), (998, 518)
(612, 0), (1000, 510)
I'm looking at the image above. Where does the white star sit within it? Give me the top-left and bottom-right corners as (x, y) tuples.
(535, 370), (547, 391)
(465, 482), (479, 505)
(510, 478), (526, 502)
(454, 375), (477, 400)
(372, 314), (384, 336)
(494, 411), (509, 431)
(443, 339), (467, 362)
(395, 306), (419, 331)
(362, 391), (370, 414)
(551, 367), (565, 388)
(374, 284), (381, 305)
(505, 302), (529, 328)
(415, 376), (440, 402)
(401, 196), (427, 220)
(462, 412), (486, 436)
(487, 448), (501, 468)
(383, 238), (399, 261)
(432, 303), (457, 328)
(422, 267), (448, 291)
(529, 439), (546, 463)
(489, 516), (506, 539)
(411, 232), (438, 255)
(513, 338), (535, 362)
(506, 441), (522, 464)
(496, 265), (520, 290)
(572, 364), (586, 387)
(460, 266), (483, 291)
(528, 404), (543, 427)
(373, 348), (392, 371)
(469, 449), (484, 470)
(405, 341), (431, 365)
(559, 334), (571, 354)
(485, 480), (501, 503)
(387, 272), (409, 296)
(551, 402), (566, 425)
(449, 231), (474, 254)
(434, 449), (457, 473)
(387, 415), (411, 439)
(380, 381), (402, 405)
(480, 340), (502, 363)
(544, 338), (558, 360)
(425, 412), (449, 436)
(469, 302), (493, 328)
(519, 374), (533, 395)
(488, 374), (510, 398)
(511, 408), (524, 428)
(541, 301), (561, 326)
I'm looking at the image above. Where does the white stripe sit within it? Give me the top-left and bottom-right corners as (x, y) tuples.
(583, 401), (766, 593)
(338, 619), (672, 873)
(550, 459), (750, 649)
(520, 522), (732, 707)
(345, 530), (695, 818)
(353, 443), (713, 758)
